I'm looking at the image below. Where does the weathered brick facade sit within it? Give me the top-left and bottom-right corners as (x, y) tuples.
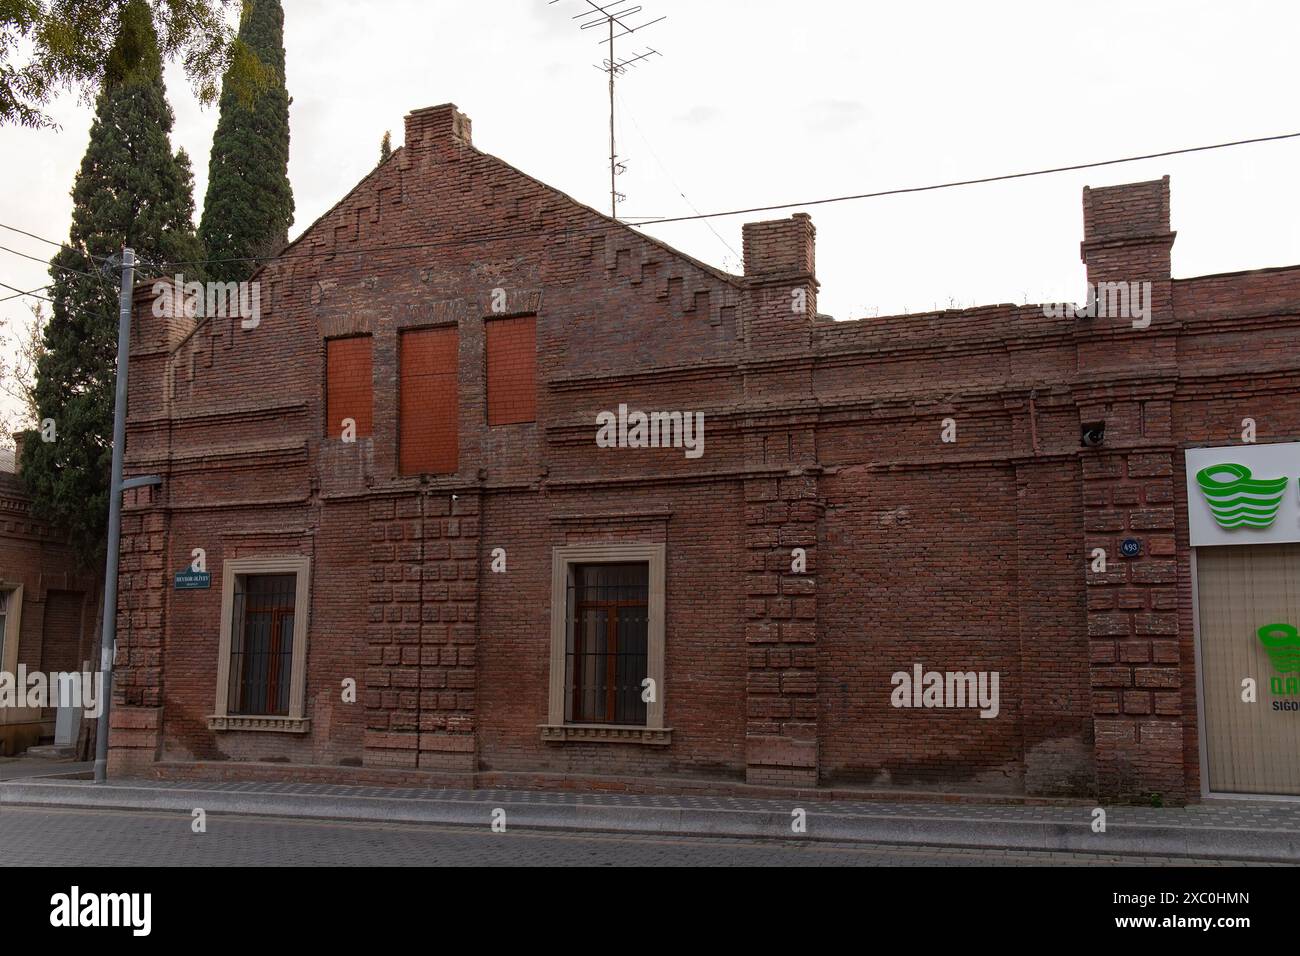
(106, 102), (1300, 803)
(0, 466), (102, 756)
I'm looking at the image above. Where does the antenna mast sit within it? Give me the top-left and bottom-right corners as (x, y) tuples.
(550, 0), (665, 219)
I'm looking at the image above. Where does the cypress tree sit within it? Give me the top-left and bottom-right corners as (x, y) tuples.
(379, 130), (392, 165)
(199, 0), (294, 283)
(21, 0), (203, 559)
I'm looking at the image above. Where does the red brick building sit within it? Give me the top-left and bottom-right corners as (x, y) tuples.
(0, 458), (103, 757)
(108, 103), (1300, 803)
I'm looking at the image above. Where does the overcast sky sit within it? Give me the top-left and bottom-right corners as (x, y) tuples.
(2, 0), (1299, 414)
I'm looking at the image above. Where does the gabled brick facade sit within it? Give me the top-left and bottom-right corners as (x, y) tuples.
(107, 103), (1300, 803)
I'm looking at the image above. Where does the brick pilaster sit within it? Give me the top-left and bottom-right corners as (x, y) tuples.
(1074, 176), (1187, 802)
(1081, 446), (1184, 801)
(107, 485), (166, 775)
(364, 489), (479, 773)
(743, 468), (820, 787)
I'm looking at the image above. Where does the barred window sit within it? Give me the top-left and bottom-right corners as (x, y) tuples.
(211, 557), (311, 733)
(228, 574), (297, 716)
(566, 563), (649, 725)
(545, 543), (668, 744)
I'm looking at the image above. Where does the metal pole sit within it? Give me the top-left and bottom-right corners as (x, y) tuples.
(609, 18), (616, 219)
(93, 247), (134, 784)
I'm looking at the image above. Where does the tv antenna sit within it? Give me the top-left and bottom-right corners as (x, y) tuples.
(549, 0), (666, 219)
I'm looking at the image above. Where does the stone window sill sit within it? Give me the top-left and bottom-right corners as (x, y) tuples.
(539, 724), (672, 746)
(208, 715), (311, 734)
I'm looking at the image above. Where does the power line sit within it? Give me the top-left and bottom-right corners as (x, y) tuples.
(0, 278), (54, 300)
(625, 130), (1300, 226)
(0, 241), (111, 283)
(19, 128), (1300, 274)
(0, 282), (52, 303)
(0, 221), (111, 263)
(0, 275), (126, 325)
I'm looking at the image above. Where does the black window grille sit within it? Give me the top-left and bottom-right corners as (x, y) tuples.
(228, 574), (296, 716)
(565, 563), (649, 725)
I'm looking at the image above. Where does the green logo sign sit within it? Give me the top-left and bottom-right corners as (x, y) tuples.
(1258, 624), (1300, 703)
(1258, 624), (1300, 674)
(1196, 464), (1289, 530)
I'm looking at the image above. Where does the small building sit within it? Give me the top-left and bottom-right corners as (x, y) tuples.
(108, 103), (1300, 802)
(0, 447), (103, 757)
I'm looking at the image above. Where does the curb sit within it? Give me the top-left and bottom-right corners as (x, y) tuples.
(4, 781), (1298, 862)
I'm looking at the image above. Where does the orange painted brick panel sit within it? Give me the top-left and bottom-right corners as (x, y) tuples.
(399, 326), (458, 475)
(325, 336), (373, 439)
(485, 315), (536, 426)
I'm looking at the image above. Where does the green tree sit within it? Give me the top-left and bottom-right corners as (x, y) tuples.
(0, 0), (270, 128)
(199, 0), (292, 282)
(21, 0), (203, 559)
(378, 129), (391, 165)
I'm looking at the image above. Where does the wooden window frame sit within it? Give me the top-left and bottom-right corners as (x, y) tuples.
(569, 565), (648, 725)
(0, 584), (31, 725)
(542, 543), (671, 745)
(209, 557), (312, 733)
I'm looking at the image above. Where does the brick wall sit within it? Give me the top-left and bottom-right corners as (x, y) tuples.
(0, 472), (101, 756)
(110, 103), (1300, 803)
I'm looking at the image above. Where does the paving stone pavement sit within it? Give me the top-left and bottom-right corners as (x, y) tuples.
(24, 776), (1300, 829)
(0, 758), (91, 781)
(5, 775), (1299, 862)
(0, 807), (1274, 867)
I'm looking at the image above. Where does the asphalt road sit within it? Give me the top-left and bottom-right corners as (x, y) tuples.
(0, 806), (1257, 866)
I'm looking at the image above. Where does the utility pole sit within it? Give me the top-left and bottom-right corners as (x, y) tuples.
(92, 247), (134, 784)
(92, 249), (161, 783)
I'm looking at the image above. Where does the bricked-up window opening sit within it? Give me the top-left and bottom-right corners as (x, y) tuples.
(485, 315), (537, 426)
(565, 563), (649, 725)
(399, 326), (459, 475)
(228, 574), (296, 716)
(325, 335), (374, 439)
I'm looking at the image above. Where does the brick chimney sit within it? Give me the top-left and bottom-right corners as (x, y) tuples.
(743, 213), (815, 280)
(12, 430), (27, 474)
(1079, 176), (1174, 328)
(741, 213), (818, 353)
(403, 103), (473, 160)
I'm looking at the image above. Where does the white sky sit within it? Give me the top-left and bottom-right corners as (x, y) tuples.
(2, 0), (1299, 409)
